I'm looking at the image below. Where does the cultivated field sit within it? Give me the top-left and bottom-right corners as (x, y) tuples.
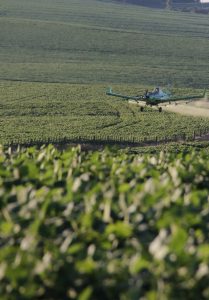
(0, 0), (209, 87)
(1, 0), (209, 145)
(1, 145), (209, 300)
(1, 1), (209, 299)
(1, 81), (209, 145)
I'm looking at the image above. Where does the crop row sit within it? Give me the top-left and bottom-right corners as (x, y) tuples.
(1, 82), (209, 146)
(1, 0), (209, 86)
(1, 145), (209, 299)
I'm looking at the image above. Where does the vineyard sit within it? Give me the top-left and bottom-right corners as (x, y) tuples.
(1, 1), (209, 299)
(127, 140), (209, 154)
(1, 0), (209, 87)
(1, 81), (209, 146)
(0, 145), (209, 299)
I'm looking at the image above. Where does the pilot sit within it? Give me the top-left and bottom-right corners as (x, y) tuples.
(144, 89), (149, 99)
(154, 87), (160, 94)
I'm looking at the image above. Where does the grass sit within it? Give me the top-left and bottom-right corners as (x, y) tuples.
(1, 81), (209, 145)
(0, 0), (209, 87)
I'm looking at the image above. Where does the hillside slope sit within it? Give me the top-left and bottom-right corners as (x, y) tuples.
(0, 0), (209, 86)
(106, 0), (165, 8)
(101, 0), (201, 9)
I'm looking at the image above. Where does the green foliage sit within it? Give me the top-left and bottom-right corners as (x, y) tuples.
(127, 141), (209, 154)
(1, 145), (209, 299)
(0, 81), (209, 145)
(0, 0), (209, 86)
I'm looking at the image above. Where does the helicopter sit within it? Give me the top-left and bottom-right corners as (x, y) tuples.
(106, 86), (206, 112)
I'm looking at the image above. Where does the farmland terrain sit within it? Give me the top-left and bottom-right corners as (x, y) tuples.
(1, 145), (209, 300)
(103, 0), (209, 10)
(1, 0), (209, 145)
(1, 1), (209, 299)
(0, 0), (209, 86)
(102, 0), (200, 9)
(1, 81), (209, 145)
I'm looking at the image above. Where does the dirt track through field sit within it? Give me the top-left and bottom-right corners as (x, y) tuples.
(164, 97), (209, 118)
